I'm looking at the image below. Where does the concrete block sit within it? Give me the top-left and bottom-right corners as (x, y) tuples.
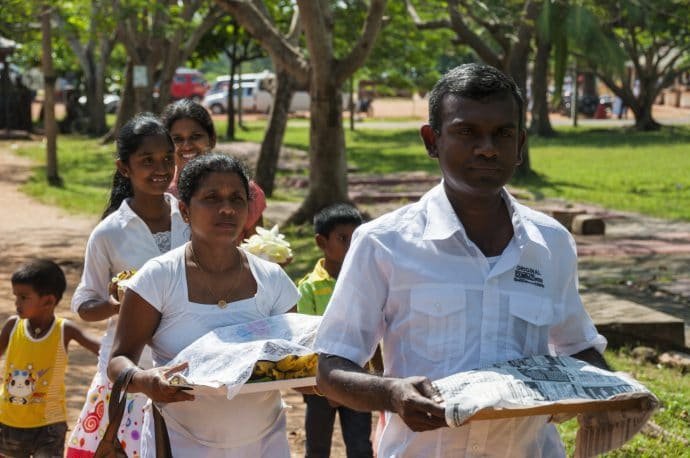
(548, 209), (586, 230)
(572, 214), (605, 235)
(582, 292), (685, 349)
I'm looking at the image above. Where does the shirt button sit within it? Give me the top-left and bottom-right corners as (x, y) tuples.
(472, 443), (480, 452)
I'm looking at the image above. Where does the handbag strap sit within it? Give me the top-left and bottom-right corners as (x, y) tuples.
(106, 368), (137, 432)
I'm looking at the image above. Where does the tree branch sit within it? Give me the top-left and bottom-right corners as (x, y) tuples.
(405, 0), (451, 30)
(298, 0), (332, 77)
(215, 0), (309, 87)
(335, 0), (387, 85)
(446, 0), (502, 68)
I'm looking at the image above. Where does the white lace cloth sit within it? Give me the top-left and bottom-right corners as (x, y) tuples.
(152, 230), (171, 253)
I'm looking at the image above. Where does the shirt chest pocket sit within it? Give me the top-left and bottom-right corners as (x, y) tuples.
(508, 294), (558, 357)
(409, 285), (467, 362)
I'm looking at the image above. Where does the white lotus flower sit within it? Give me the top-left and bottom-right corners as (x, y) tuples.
(240, 225), (294, 264)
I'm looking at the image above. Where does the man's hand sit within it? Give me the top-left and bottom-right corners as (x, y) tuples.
(389, 376), (446, 432)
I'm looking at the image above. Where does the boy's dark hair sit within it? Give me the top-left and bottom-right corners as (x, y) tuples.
(428, 63), (524, 133)
(11, 259), (66, 302)
(313, 203), (364, 237)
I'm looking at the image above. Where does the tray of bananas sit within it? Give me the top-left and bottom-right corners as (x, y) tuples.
(241, 353), (317, 393)
(168, 353), (317, 394)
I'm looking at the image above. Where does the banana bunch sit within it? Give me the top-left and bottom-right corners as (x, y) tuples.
(111, 269), (137, 302)
(249, 354), (317, 383)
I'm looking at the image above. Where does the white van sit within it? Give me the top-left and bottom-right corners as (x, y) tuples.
(202, 82), (271, 114)
(205, 71), (347, 114)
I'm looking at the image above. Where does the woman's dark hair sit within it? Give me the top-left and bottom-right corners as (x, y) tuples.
(161, 98), (216, 140)
(102, 113), (173, 219)
(178, 153), (250, 206)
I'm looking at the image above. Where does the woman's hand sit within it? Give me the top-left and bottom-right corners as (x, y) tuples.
(133, 362), (194, 403)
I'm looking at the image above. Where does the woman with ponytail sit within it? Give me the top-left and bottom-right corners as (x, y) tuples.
(66, 114), (189, 457)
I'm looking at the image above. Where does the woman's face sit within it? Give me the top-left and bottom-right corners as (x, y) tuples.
(117, 134), (174, 197)
(169, 118), (215, 168)
(181, 171), (249, 244)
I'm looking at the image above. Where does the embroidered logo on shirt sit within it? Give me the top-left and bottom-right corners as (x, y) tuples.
(513, 265), (544, 288)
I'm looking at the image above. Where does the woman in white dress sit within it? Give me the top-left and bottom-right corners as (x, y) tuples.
(108, 153), (299, 457)
(66, 114), (187, 457)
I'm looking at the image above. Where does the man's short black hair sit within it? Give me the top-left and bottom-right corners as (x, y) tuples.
(314, 203), (364, 237)
(11, 259), (67, 302)
(428, 63), (524, 133)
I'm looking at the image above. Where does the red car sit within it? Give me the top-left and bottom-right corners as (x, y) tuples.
(170, 68), (208, 101)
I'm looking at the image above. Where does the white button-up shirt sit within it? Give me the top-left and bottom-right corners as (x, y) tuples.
(72, 194), (188, 372)
(314, 184), (606, 457)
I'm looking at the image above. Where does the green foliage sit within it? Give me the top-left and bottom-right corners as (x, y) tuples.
(539, 1), (626, 105)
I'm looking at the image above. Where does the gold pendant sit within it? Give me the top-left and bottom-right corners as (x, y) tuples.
(217, 300), (228, 309)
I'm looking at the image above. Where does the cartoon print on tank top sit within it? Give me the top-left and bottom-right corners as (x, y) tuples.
(4, 363), (49, 405)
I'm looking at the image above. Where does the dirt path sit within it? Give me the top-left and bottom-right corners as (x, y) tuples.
(0, 140), (336, 457)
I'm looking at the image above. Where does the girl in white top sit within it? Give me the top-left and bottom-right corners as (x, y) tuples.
(66, 114), (187, 458)
(108, 154), (299, 458)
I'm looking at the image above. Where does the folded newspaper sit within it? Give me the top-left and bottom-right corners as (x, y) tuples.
(166, 313), (320, 399)
(432, 355), (658, 457)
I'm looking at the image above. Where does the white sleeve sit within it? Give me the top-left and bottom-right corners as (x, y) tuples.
(127, 258), (168, 313)
(251, 256), (300, 316)
(549, 235), (607, 355)
(71, 229), (112, 313)
(268, 267), (300, 316)
(313, 227), (388, 367)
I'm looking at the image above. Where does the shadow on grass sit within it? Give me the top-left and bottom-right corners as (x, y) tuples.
(511, 169), (594, 200)
(530, 125), (690, 148)
(347, 129), (435, 174)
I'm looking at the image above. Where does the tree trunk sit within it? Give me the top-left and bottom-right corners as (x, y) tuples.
(508, 55), (532, 178)
(582, 72), (597, 97)
(102, 59), (136, 143)
(288, 81), (347, 224)
(42, 3), (61, 186)
(226, 53), (237, 140)
(632, 100), (661, 131)
(255, 67), (295, 196)
(85, 60), (107, 136)
(529, 34), (555, 137)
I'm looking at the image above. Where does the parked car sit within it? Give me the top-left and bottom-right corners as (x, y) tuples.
(77, 93), (121, 114)
(170, 68), (209, 101)
(202, 82), (272, 114)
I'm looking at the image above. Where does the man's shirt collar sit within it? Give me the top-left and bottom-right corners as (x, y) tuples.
(423, 184), (551, 255)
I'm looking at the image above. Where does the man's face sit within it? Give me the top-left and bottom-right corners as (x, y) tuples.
(422, 94), (525, 197)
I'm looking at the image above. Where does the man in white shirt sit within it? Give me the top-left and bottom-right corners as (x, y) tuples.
(314, 63), (608, 457)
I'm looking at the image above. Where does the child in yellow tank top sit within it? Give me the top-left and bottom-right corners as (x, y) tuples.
(0, 260), (99, 457)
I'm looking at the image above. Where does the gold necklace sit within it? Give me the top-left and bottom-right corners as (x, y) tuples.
(190, 244), (244, 309)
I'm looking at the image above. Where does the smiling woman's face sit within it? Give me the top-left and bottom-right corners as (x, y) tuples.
(170, 118), (216, 167)
(181, 171), (249, 244)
